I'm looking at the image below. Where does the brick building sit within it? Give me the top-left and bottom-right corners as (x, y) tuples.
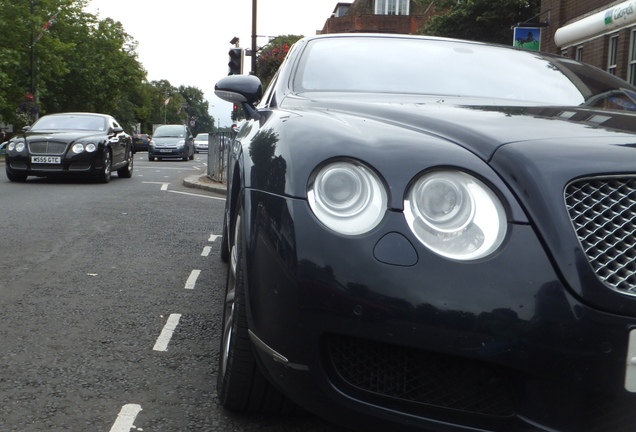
(321, 0), (438, 35)
(540, 0), (636, 84)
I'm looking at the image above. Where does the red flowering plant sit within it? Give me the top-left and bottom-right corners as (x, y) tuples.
(255, 35), (302, 89)
(17, 93), (40, 125)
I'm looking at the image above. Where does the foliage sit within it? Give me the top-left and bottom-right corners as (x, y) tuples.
(255, 35), (302, 90)
(178, 85), (214, 136)
(0, 0), (214, 134)
(420, 0), (541, 45)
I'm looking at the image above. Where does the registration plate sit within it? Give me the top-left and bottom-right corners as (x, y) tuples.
(625, 329), (636, 391)
(160, 149), (172, 153)
(32, 156), (61, 164)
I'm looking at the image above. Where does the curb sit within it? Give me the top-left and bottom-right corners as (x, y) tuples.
(183, 175), (227, 196)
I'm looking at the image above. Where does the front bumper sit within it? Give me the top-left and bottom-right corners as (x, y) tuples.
(149, 147), (186, 157)
(243, 189), (636, 432)
(6, 153), (104, 177)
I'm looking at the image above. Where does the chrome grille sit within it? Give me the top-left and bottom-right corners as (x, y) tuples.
(28, 140), (67, 155)
(565, 177), (636, 295)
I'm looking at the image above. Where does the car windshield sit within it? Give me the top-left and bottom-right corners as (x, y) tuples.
(154, 126), (185, 138)
(31, 115), (107, 131)
(195, 134), (208, 140)
(293, 36), (636, 108)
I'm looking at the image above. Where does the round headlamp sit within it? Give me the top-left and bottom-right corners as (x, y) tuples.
(404, 170), (506, 260)
(308, 160), (387, 235)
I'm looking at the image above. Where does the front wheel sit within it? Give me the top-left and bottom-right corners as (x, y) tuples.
(217, 201), (296, 413)
(220, 210), (229, 263)
(6, 166), (27, 182)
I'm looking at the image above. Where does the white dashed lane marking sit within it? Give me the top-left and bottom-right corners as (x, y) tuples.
(109, 404), (142, 432)
(153, 314), (182, 352)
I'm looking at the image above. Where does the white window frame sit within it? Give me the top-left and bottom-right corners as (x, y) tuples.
(576, 46), (584, 62)
(607, 34), (619, 75)
(375, 0), (410, 15)
(629, 28), (636, 85)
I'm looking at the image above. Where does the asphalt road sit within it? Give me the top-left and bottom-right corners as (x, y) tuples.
(0, 153), (351, 432)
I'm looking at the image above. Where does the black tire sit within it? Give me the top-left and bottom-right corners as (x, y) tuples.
(149, 155), (155, 161)
(220, 211), (229, 263)
(97, 148), (112, 183)
(117, 147), (134, 178)
(6, 166), (27, 182)
(217, 201), (294, 413)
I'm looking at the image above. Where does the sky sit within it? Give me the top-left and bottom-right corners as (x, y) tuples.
(83, 0), (338, 129)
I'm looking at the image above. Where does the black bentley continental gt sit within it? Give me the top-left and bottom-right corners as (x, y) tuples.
(5, 112), (134, 183)
(214, 34), (636, 432)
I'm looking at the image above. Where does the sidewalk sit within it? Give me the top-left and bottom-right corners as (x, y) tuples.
(183, 174), (226, 195)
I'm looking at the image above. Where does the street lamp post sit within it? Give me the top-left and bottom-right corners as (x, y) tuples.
(30, 1), (35, 98)
(252, 0), (257, 74)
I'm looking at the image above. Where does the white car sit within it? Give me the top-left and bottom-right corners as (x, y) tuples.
(193, 133), (209, 153)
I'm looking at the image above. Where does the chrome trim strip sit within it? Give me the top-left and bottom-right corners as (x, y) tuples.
(625, 329), (636, 392)
(248, 329), (309, 371)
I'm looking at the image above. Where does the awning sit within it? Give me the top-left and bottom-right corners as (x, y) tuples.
(555, 1), (636, 47)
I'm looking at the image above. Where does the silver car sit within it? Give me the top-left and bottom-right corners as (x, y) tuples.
(193, 133), (209, 153)
(148, 124), (194, 161)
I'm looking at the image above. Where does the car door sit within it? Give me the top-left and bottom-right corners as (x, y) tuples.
(109, 119), (127, 163)
(185, 126), (194, 156)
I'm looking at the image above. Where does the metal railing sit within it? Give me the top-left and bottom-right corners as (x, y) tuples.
(207, 132), (232, 183)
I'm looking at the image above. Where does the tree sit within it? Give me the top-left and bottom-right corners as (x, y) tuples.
(0, 0), (147, 130)
(420, 0), (540, 45)
(0, 0), (213, 137)
(178, 85), (214, 135)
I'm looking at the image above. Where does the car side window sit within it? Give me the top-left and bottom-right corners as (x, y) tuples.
(260, 71), (279, 108)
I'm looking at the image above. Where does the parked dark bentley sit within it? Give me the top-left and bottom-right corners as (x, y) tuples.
(214, 33), (636, 432)
(5, 112), (133, 183)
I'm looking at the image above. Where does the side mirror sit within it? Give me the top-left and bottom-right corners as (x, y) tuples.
(215, 75), (263, 120)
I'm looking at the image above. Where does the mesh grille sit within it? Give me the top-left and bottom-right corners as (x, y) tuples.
(28, 140), (68, 155)
(565, 177), (636, 295)
(327, 334), (517, 417)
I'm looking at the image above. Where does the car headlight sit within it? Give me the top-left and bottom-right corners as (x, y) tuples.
(404, 170), (507, 260)
(72, 143), (97, 153)
(9, 141), (25, 152)
(72, 143), (85, 154)
(177, 140), (185, 147)
(308, 160), (387, 235)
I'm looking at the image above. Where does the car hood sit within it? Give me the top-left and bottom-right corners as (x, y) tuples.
(285, 94), (636, 158)
(23, 130), (105, 142)
(153, 137), (184, 145)
(272, 95), (636, 197)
